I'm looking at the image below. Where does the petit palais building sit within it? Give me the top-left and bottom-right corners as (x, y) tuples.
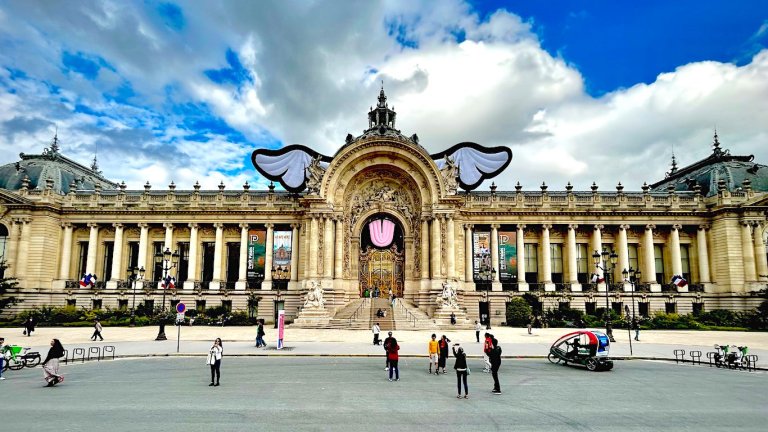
(1, 89), (767, 328)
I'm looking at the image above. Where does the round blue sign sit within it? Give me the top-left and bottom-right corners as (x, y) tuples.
(176, 302), (186, 313)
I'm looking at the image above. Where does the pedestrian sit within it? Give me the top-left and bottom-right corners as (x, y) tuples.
(372, 322), (381, 345)
(632, 317), (640, 341)
(482, 332), (493, 373)
(0, 337), (6, 381)
(527, 315), (533, 335)
(438, 335), (451, 374)
(428, 333), (439, 374)
(390, 292), (396, 308)
(42, 338), (65, 387)
(24, 318), (35, 337)
(255, 319), (266, 348)
(207, 337), (223, 386)
(450, 312), (456, 325)
(452, 343), (469, 398)
(474, 321), (482, 343)
(489, 337), (502, 394)
(387, 337), (400, 382)
(91, 319), (104, 341)
(383, 331), (395, 371)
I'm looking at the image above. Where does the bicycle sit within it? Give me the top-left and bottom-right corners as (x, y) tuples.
(1, 345), (42, 371)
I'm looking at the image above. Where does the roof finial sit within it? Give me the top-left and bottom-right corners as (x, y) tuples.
(90, 155), (101, 175)
(712, 127), (722, 155)
(670, 152), (678, 174)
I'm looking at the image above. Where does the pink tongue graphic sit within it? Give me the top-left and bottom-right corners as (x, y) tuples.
(369, 219), (395, 247)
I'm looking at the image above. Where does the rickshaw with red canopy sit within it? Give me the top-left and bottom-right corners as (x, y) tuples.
(548, 330), (614, 371)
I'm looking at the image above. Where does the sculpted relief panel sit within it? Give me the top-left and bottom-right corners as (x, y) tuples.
(342, 167), (422, 278)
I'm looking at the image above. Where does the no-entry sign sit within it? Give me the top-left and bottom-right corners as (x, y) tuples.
(176, 302), (186, 314)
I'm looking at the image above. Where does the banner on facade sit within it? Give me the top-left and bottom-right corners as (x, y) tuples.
(272, 230), (292, 274)
(498, 231), (517, 281)
(247, 229), (266, 279)
(472, 232), (492, 279)
(277, 309), (285, 349)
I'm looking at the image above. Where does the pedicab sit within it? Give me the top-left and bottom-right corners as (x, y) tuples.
(547, 330), (614, 371)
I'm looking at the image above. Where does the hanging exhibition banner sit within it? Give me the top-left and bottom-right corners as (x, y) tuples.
(498, 230), (517, 281)
(272, 230), (292, 273)
(472, 232), (491, 279)
(247, 228), (266, 279)
(277, 309), (285, 349)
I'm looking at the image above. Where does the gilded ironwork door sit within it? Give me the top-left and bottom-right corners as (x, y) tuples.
(359, 245), (404, 297)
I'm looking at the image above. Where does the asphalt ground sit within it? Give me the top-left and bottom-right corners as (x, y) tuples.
(1, 357), (766, 432)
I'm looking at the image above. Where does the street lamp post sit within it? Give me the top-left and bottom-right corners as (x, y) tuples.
(154, 247), (180, 341)
(622, 267), (641, 354)
(128, 266), (145, 327)
(593, 249), (618, 342)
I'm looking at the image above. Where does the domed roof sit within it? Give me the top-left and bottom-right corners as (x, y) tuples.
(650, 132), (768, 197)
(0, 135), (117, 195)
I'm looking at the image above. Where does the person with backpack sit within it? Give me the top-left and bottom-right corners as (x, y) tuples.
(387, 336), (400, 382)
(91, 319), (104, 341)
(383, 331), (395, 371)
(255, 319), (266, 348)
(452, 343), (469, 398)
(482, 333), (493, 373)
(489, 337), (502, 394)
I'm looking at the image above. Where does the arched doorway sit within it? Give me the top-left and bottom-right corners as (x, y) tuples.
(359, 214), (404, 298)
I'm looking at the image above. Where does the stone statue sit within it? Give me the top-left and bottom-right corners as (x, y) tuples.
(437, 280), (459, 310)
(303, 280), (325, 309)
(440, 156), (458, 194)
(305, 157), (325, 194)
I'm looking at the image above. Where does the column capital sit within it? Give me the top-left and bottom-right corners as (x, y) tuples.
(188, 222), (199, 229)
(239, 222), (250, 229)
(593, 224), (604, 231)
(12, 217), (31, 225)
(163, 223), (174, 229)
(290, 223), (301, 229)
(671, 223), (682, 231)
(138, 222), (149, 229)
(619, 224), (630, 230)
(464, 224), (474, 230)
(213, 222), (225, 229)
(490, 223), (500, 229)
(567, 224), (578, 230)
(541, 224), (553, 230)
(698, 224), (710, 231)
(87, 222), (100, 229)
(111, 222), (123, 229)
(740, 220), (753, 228)
(645, 224), (656, 231)
(516, 224), (526, 230)
(265, 223), (275, 229)
(61, 222), (73, 229)
(421, 216), (433, 223)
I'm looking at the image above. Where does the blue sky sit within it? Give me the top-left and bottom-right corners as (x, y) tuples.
(0, 1), (766, 191)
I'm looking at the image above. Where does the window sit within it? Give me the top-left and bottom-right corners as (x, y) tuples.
(144, 300), (155, 313)
(177, 242), (190, 284)
(222, 300), (232, 312)
(639, 302), (649, 317)
(226, 242), (240, 282)
(170, 299), (180, 309)
(152, 242), (164, 282)
(196, 300), (206, 313)
(576, 243), (589, 283)
(550, 243), (563, 283)
(202, 242), (215, 282)
(680, 244), (691, 281)
(118, 299), (128, 311)
(558, 301), (570, 311)
(692, 302), (704, 315)
(654, 245), (665, 283)
(612, 302), (623, 315)
(524, 243), (538, 283)
(66, 299), (77, 307)
(585, 301), (596, 315)
(92, 299), (102, 310)
(102, 241), (114, 281)
(0, 223), (7, 278)
(127, 242), (139, 272)
(628, 244), (639, 274)
(665, 302), (677, 314)
(77, 241), (89, 278)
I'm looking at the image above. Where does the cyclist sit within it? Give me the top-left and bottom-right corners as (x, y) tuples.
(0, 337), (5, 380)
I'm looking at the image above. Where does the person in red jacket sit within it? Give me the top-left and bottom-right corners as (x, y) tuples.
(483, 333), (493, 372)
(387, 337), (400, 382)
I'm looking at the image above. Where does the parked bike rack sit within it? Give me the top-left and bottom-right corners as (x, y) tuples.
(705, 351), (717, 367)
(673, 349), (686, 364)
(72, 347), (86, 363)
(61, 349), (68, 364)
(103, 345), (115, 360)
(689, 350), (702, 365)
(87, 346), (102, 361)
(745, 354), (758, 372)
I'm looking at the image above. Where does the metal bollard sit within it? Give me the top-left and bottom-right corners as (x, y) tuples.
(673, 349), (686, 364)
(72, 347), (86, 363)
(689, 350), (702, 365)
(103, 345), (116, 360)
(87, 346), (102, 361)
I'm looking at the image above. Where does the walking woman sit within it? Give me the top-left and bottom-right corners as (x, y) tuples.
(453, 343), (469, 398)
(438, 335), (451, 374)
(207, 338), (223, 386)
(42, 339), (65, 387)
(387, 337), (400, 381)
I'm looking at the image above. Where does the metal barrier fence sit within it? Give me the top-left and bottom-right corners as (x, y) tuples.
(63, 345), (116, 364)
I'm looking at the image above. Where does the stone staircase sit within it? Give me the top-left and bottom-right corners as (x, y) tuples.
(392, 299), (435, 330)
(369, 298), (395, 331)
(323, 298), (372, 329)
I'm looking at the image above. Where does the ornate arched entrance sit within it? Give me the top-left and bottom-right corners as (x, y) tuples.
(358, 214), (404, 298)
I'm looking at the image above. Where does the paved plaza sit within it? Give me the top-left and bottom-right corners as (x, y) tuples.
(1, 356), (766, 431)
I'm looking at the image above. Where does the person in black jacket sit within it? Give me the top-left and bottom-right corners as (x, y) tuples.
(489, 337), (502, 394)
(452, 344), (469, 398)
(42, 339), (65, 387)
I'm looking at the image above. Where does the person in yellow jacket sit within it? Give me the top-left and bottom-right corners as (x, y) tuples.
(428, 333), (439, 375)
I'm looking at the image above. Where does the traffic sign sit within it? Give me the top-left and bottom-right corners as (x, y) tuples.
(176, 312), (185, 322)
(176, 302), (186, 314)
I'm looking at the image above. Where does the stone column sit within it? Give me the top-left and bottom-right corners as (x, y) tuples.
(14, 219), (31, 283)
(264, 223), (275, 285)
(753, 223), (768, 282)
(669, 224), (683, 276)
(617, 224), (630, 287)
(592, 225), (604, 289)
(237, 223), (249, 290)
(421, 218), (430, 279)
(490, 224), (500, 282)
(446, 216), (456, 279)
(308, 218), (318, 278)
(697, 225), (711, 283)
(4, 221), (20, 277)
(163, 223), (174, 253)
(643, 224), (657, 284)
(742, 221), (757, 282)
(566, 224), (578, 284)
(137, 223), (149, 274)
(324, 216), (334, 279)
(211, 223), (224, 289)
(85, 223), (100, 276)
(334, 218), (343, 280)
(464, 224), (473, 282)
(431, 216), (442, 279)
(59, 223), (74, 280)
(293, 223), (303, 282)
(541, 224), (552, 284)
(516, 224), (527, 291)
(186, 223), (199, 288)
(109, 223), (124, 283)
